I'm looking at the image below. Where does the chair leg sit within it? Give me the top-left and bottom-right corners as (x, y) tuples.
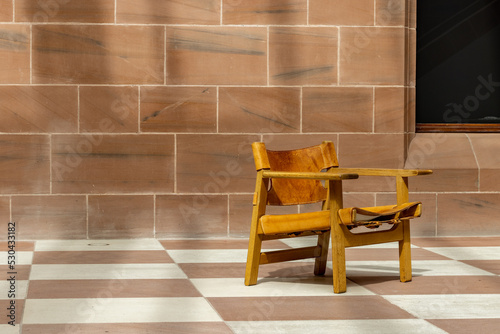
(314, 231), (330, 276)
(396, 176), (412, 283)
(399, 219), (412, 282)
(332, 241), (347, 293)
(329, 179), (346, 293)
(331, 230), (347, 293)
(245, 233), (262, 286)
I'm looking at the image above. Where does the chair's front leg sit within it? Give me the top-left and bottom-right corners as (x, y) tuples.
(398, 219), (412, 282)
(329, 179), (347, 293)
(245, 172), (268, 286)
(331, 222), (347, 293)
(245, 231), (262, 286)
(397, 176), (412, 282)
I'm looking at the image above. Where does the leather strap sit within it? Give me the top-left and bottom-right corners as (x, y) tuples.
(338, 202), (422, 226)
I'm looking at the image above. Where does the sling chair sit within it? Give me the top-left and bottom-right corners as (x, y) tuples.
(244, 141), (432, 293)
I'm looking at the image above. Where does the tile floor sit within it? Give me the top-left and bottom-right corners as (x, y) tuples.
(1, 236), (500, 333)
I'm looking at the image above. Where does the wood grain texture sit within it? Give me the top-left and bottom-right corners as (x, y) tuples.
(219, 87), (300, 133)
(0, 135), (50, 194)
(270, 27), (338, 85)
(16, 0), (114, 23)
(88, 195), (155, 238)
(80, 86), (139, 133)
(310, 0), (374, 25)
(140, 86), (216, 133)
(375, 87), (405, 133)
(0, 0), (13, 21)
(223, 0), (307, 25)
(117, 0), (220, 24)
(155, 194), (228, 238)
(339, 27), (405, 85)
(0, 86), (78, 133)
(302, 87), (373, 132)
(0, 24), (30, 83)
(51, 135), (175, 194)
(166, 27), (267, 85)
(33, 25), (164, 84)
(12, 195), (87, 239)
(176, 134), (259, 193)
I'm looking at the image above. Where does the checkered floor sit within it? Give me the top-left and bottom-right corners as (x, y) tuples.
(1, 236), (500, 333)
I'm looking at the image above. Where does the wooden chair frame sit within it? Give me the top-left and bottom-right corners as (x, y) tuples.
(245, 141), (432, 293)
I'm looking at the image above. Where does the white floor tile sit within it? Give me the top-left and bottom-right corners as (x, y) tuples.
(23, 297), (222, 324)
(0, 251), (33, 265)
(228, 319), (448, 334)
(167, 249), (249, 263)
(0, 325), (21, 334)
(280, 236), (318, 248)
(352, 243), (420, 249)
(190, 277), (374, 297)
(282, 237), (419, 249)
(0, 281), (28, 299)
(383, 294), (500, 319)
(167, 248), (311, 264)
(425, 247), (500, 260)
(413, 260), (496, 276)
(340, 260), (495, 277)
(29, 263), (187, 280)
(34, 239), (164, 251)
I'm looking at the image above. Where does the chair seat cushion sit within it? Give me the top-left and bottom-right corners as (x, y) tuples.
(338, 202), (421, 227)
(259, 211), (330, 235)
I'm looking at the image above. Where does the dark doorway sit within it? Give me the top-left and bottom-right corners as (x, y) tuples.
(416, 0), (500, 132)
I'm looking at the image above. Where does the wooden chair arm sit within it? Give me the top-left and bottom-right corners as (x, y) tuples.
(332, 168), (432, 177)
(261, 170), (359, 181)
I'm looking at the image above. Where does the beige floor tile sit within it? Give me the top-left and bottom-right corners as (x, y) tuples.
(350, 275), (500, 295)
(208, 296), (414, 321)
(32, 250), (173, 264)
(412, 237), (500, 247)
(27, 279), (201, 298)
(427, 319), (500, 334)
(22, 322), (233, 334)
(461, 260), (500, 275)
(160, 239), (288, 250)
(0, 265), (31, 280)
(0, 241), (34, 251)
(345, 247), (450, 261)
(181, 262), (330, 279)
(23, 297), (222, 324)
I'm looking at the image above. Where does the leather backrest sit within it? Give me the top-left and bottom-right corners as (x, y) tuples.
(252, 141), (339, 205)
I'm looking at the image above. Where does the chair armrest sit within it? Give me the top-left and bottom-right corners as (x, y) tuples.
(333, 168), (432, 177)
(261, 170), (359, 181)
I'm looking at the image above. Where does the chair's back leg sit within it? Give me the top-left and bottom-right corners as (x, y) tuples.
(314, 230), (330, 276)
(314, 198), (332, 276)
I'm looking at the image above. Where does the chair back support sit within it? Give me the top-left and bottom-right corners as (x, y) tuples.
(252, 141), (339, 206)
